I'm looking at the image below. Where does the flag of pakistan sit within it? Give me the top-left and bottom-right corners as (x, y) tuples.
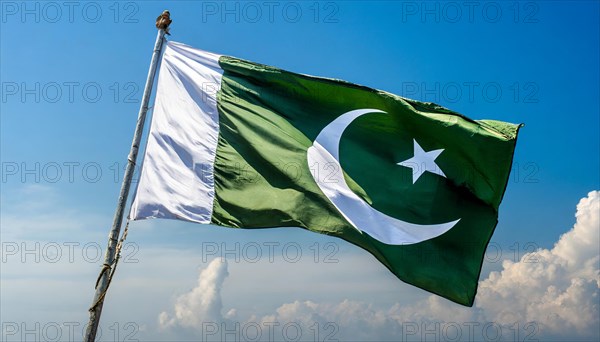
(130, 41), (522, 306)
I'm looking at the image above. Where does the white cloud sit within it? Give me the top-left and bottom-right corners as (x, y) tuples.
(473, 190), (599, 336)
(157, 191), (600, 341)
(159, 258), (229, 330)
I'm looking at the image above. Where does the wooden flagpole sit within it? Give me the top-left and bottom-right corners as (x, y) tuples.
(83, 13), (170, 342)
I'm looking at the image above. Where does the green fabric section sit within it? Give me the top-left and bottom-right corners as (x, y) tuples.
(211, 56), (521, 306)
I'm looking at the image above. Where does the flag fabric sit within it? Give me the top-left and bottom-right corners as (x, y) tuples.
(129, 41), (521, 306)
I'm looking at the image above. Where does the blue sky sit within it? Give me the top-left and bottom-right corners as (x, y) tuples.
(1, 1), (599, 341)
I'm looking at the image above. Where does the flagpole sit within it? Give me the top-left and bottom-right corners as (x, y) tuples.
(83, 18), (169, 342)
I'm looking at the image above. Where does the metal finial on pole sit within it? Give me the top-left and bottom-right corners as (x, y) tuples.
(83, 13), (170, 342)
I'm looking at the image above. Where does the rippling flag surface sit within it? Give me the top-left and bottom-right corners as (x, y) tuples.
(130, 41), (521, 306)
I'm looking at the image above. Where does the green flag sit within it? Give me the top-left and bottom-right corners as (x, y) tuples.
(130, 41), (521, 306)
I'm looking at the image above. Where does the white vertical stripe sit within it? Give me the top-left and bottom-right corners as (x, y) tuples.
(129, 41), (223, 224)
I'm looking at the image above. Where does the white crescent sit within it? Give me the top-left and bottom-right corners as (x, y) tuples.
(306, 109), (460, 245)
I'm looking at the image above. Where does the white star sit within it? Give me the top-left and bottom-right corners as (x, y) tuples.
(397, 139), (446, 184)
